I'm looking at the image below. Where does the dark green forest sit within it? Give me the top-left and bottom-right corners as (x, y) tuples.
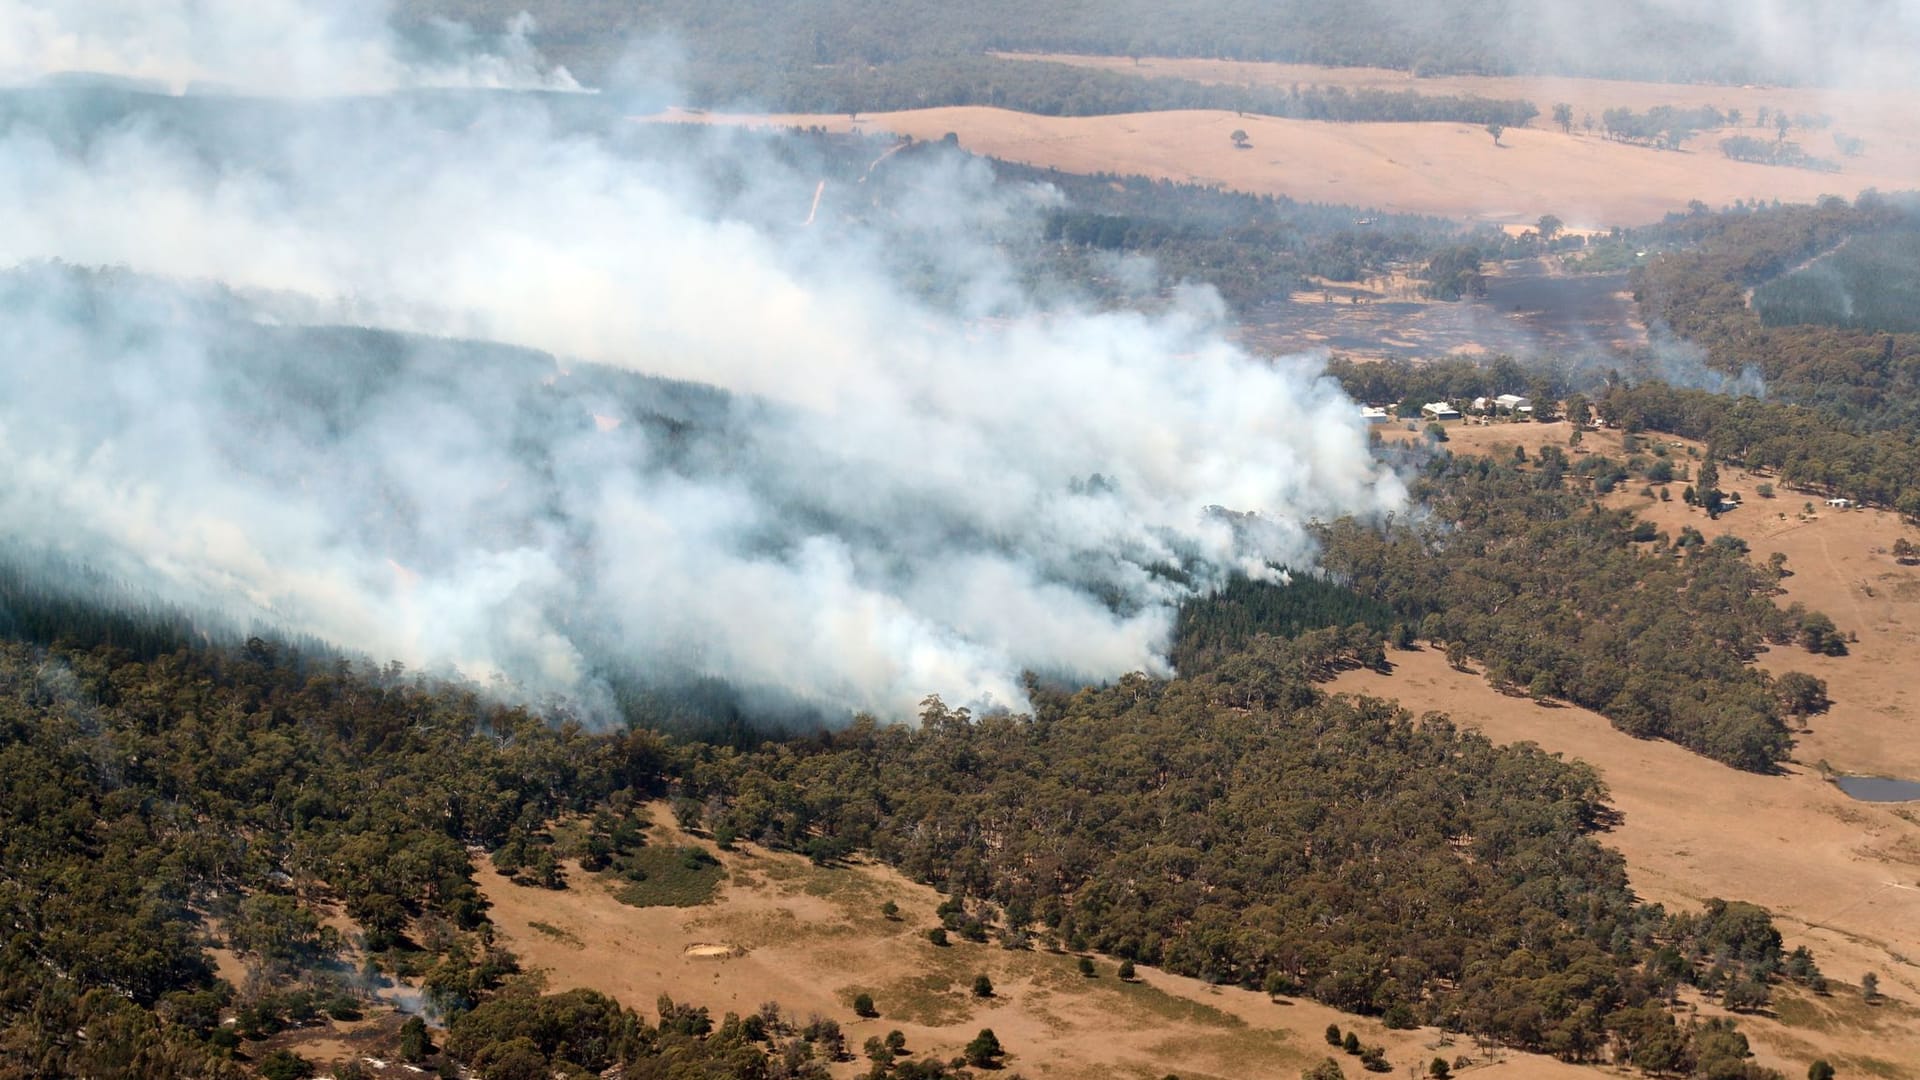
(1753, 227), (1920, 333)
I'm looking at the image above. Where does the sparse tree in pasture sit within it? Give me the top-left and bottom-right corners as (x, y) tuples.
(964, 1028), (1004, 1067)
(1230, 128), (1251, 149)
(1485, 121), (1505, 146)
(1553, 103), (1573, 133)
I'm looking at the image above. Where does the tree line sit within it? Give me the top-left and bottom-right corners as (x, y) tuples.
(680, 53), (1540, 125)
(404, 0), (1880, 88)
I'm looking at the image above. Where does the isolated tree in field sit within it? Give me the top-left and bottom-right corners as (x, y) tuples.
(881, 900), (900, 920)
(928, 927), (948, 946)
(1230, 128), (1251, 149)
(1485, 122), (1505, 146)
(1303, 1059), (1347, 1080)
(1118, 959), (1136, 980)
(1553, 103), (1573, 133)
(972, 973), (994, 998)
(1430, 1058), (1452, 1079)
(853, 992), (877, 1017)
(1808, 1059), (1835, 1080)
(1697, 453), (1722, 514)
(1893, 537), (1919, 564)
(1078, 956), (1096, 977)
(1325, 1023), (1343, 1046)
(1342, 1030), (1361, 1054)
(964, 1028), (1004, 1067)
(1727, 108), (1742, 127)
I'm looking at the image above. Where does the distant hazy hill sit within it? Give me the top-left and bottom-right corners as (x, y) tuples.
(403, 0), (1920, 92)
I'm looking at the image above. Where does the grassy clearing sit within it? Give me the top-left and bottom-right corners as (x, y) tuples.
(1145, 1030), (1306, 1077)
(608, 845), (726, 908)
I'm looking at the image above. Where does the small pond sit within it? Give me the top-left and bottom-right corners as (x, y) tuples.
(1833, 775), (1920, 802)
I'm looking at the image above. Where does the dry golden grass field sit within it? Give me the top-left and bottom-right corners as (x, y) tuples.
(474, 804), (1598, 1080)
(653, 54), (1920, 228)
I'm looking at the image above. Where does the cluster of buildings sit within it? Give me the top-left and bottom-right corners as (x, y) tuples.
(1360, 395), (1533, 424)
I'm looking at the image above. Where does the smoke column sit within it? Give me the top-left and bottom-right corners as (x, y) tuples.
(0, 1), (1404, 720)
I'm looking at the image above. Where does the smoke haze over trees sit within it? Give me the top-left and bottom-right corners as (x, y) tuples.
(0, 3), (1405, 723)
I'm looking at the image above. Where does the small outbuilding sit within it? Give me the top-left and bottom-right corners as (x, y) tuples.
(1493, 393), (1534, 415)
(1421, 402), (1462, 421)
(1361, 406), (1391, 424)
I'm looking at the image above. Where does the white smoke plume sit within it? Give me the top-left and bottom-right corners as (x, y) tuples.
(0, 1), (1403, 721)
(0, 0), (579, 95)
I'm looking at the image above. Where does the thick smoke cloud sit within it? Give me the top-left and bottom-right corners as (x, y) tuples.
(0, 2), (1403, 721)
(0, 0), (578, 94)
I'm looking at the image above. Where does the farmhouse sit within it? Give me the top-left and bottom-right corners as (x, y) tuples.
(1493, 393), (1534, 415)
(1420, 402), (1461, 421)
(1360, 406), (1391, 424)
(1827, 497), (1854, 509)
